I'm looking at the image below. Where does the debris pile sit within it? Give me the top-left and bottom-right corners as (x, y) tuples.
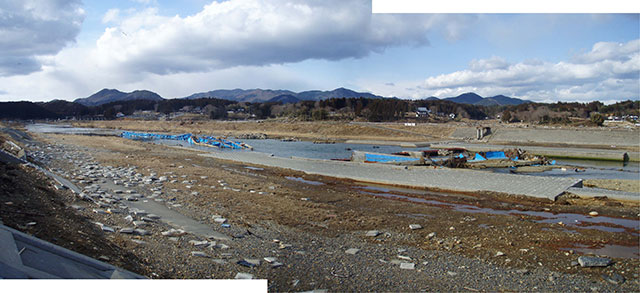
(121, 131), (252, 150)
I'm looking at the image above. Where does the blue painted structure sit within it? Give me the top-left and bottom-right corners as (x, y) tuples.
(364, 153), (421, 163)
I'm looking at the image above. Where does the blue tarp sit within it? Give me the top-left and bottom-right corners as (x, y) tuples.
(121, 131), (247, 149)
(485, 151), (507, 159)
(473, 153), (486, 161)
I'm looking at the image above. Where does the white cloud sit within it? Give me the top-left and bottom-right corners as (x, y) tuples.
(102, 9), (120, 24)
(397, 39), (640, 102)
(90, 0), (463, 74)
(0, 0), (85, 76)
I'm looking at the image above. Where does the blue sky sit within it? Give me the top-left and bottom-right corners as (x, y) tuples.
(0, 1), (638, 103)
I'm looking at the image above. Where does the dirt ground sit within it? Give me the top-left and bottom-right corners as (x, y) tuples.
(584, 179), (640, 193)
(0, 160), (150, 276)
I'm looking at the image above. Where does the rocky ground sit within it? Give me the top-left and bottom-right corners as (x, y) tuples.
(1, 125), (638, 291)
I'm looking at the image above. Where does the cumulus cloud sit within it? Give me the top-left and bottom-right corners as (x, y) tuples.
(0, 0), (85, 76)
(91, 0), (464, 74)
(415, 39), (640, 102)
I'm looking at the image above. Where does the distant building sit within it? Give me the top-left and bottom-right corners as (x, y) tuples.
(416, 107), (430, 118)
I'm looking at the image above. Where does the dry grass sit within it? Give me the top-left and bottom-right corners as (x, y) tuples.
(584, 179), (640, 193)
(72, 120), (450, 141)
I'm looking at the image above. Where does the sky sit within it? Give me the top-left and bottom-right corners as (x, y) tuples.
(0, 0), (638, 104)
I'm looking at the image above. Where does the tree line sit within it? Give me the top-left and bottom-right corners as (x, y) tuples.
(1, 97), (638, 125)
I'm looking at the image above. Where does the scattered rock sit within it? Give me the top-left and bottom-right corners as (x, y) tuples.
(345, 248), (360, 255)
(189, 240), (210, 247)
(132, 221), (146, 226)
(161, 228), (186, 237)
(133, 229), (150, 236)
(366, 230), (380, 237)
(447, 271), (458, 276)
(279, 243), (292, 249)
(409, 224), (422, 230)
(191, 251), (209, 258)
(119, 228), (134, 234)
(578, 256), (612, 267)
(244, 259), (261, 266)
(235, 272), (253, 279)
(426, 232), (436, 239)
(215, 243), (230, 249)
(602, 273), (625, 285)
(397, 255), (412, 261)
(399, 263), (415, 270)
(516, 269), (530, 275)
(237, 260), (257, 268)
(589, 211), (599, 217)
(495, 251), (505, 257)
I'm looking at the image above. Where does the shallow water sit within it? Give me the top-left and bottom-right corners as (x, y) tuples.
(560, 243), (640, 259)
(355, 186), (640, 236)
(240, 138), (425, 160)
(285, 176), (324, 185)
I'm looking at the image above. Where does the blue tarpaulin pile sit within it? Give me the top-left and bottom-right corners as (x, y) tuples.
(121, 131), (249, 150)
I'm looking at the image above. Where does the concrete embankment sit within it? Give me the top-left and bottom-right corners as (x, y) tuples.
(430, 143), (639, 162)
(200, 151), (582, 201)
(451, 127), (639, 148)
(345, 140), (431, 148)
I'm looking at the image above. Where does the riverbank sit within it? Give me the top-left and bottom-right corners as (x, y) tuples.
(1, 122), (638, 290)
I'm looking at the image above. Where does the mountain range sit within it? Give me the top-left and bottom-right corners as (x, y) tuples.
(73, 88), (529, 107)
(430, 92), (531, 106)
(182, 87), (384, 103)
(74, 89), (163, 106)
